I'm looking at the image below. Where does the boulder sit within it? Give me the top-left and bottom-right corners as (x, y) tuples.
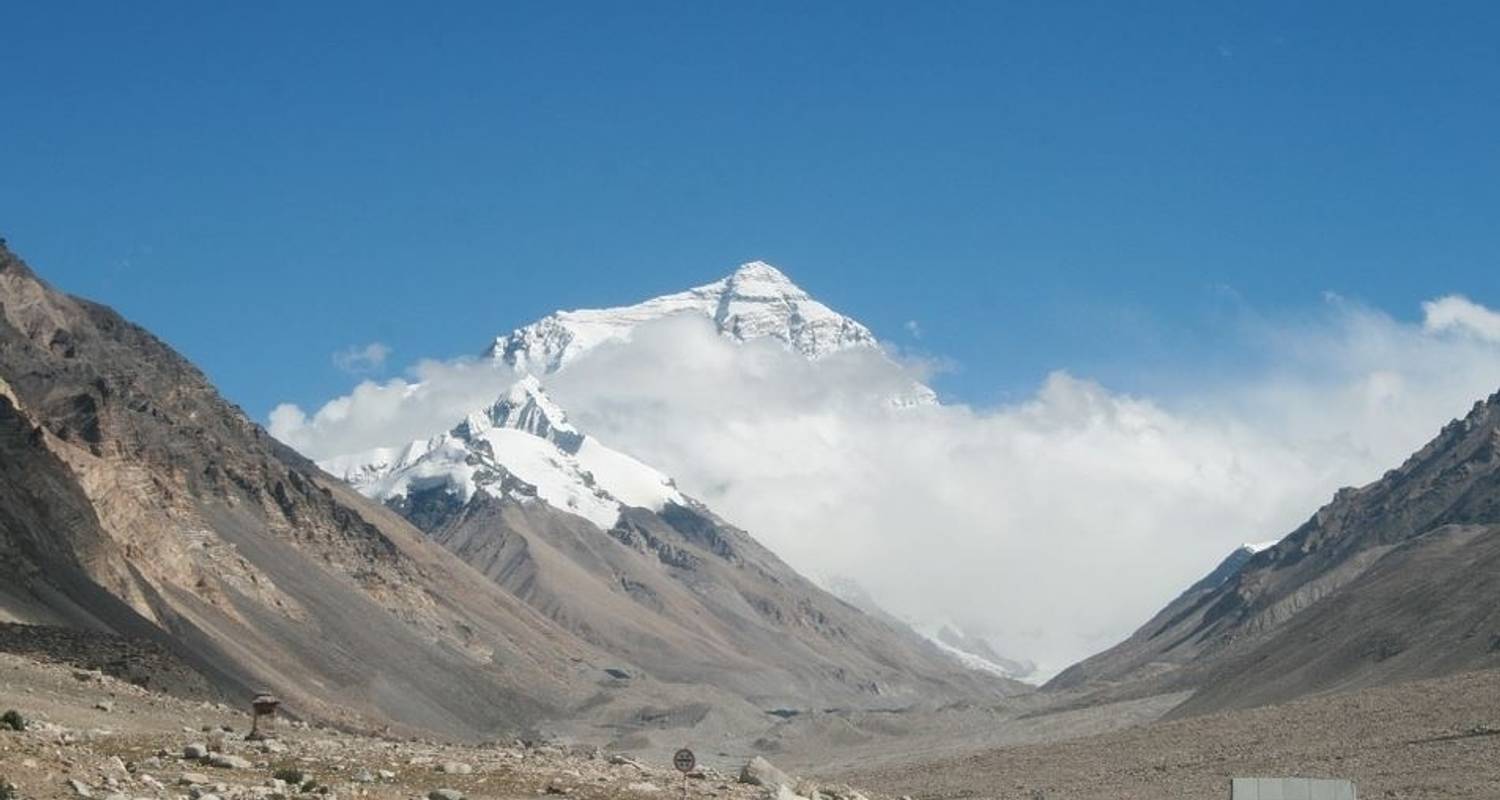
(183, 743), (208, 759)
(428, 790), (465, 800)
(739, 757), (792, 789)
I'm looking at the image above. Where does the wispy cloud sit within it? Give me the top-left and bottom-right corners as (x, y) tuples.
(332, 342), (392, 374)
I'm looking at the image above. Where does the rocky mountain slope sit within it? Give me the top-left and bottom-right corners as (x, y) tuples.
(0, 242), (1006, 746)
(0, 242), (625, 738)
(1049, 391), (1500, 714)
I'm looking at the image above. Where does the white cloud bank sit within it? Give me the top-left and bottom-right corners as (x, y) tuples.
(269, 294), (1500, 677)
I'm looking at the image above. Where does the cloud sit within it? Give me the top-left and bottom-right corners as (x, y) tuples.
(269, 296), (1500, 678)
(332, 342), (392, 374)
(270, 357), (512, 457)
(1422, 294), (1500, 342)
(905, 320), (923, 339)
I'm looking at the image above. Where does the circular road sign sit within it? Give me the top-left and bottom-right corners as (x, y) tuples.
(672, 748), (696, 774)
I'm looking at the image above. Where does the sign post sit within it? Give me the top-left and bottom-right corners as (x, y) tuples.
(673, 748), (696, 800)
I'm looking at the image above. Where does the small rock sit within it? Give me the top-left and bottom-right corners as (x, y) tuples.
(376, 770), (395, 781)
(428, 790), (465, 800)
(103, 794), (130, 800)
(68, 779), (94, 798)
(545, 785), (571, 796)
(95, 700), (114, 712)
(206, 753), (252, 770)
(765, 786), (804, 800)
(351, 770), (374, 784)
(179, 773), (212, 786)
(184, 743), (209, 759)
(437, 762), (472, 775)
(627, 782), (661, 793)
(258, 739), (287, 754)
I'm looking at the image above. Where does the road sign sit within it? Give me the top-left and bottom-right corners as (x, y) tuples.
(673, 748), (696, 774)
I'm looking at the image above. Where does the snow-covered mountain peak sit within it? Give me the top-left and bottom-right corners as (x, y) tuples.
(723, 260), (808, 299)
(320, 378), (682, 530)
(484, 260), (880, 373)
(457, 374), (583, 453)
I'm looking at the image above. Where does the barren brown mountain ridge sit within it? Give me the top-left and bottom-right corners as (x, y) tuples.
(4, 239), (1500, 798)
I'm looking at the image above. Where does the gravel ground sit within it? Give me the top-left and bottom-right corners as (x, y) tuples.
(0, 652), (868, 800)
(842, 667), (1500, 799)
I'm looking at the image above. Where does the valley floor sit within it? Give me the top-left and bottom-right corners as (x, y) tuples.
(8, 633), (1500, 800)
(841, 668), (1500, 799)
(0, 651), (852, 800)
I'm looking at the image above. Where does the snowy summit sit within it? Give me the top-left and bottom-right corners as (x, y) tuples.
(323, 259), (935, 533)
(320, 376), (682, 530)
(485, 260), (880, 373)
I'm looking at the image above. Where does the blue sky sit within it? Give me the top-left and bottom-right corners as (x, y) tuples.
(3, 2), (1498, 419)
